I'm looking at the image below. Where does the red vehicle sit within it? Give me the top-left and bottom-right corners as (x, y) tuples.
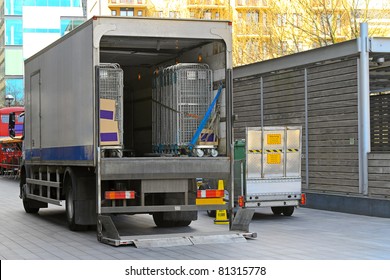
(0, 137), (22, 175)
(0, 107), (24, 175)
(0, 107), (24, 138)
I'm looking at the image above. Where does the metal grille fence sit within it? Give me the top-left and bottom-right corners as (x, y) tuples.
(98, 63), (124, 146)
(152, 63), (212, 154)
(371, 93), (390, 152)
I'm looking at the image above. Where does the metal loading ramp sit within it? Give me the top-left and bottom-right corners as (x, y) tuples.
(97, 209), (257, 247)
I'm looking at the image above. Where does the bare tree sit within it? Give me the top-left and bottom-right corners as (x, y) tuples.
(233, 0), (390, 65)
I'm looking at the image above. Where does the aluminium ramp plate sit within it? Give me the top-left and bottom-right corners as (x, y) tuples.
(101, 232), (252, 248)
(98, 210), (256, 248)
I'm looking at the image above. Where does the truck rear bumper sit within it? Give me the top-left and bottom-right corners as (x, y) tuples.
(100, 156), (231, 180)
(245, 200), (299, 208)
(101, 204), (228, 214)
(244, 192), (301, 208)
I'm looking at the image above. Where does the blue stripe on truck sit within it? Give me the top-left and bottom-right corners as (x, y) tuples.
(25, 145), (94, 161)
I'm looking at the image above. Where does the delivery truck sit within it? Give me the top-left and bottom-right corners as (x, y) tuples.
(15, 16), (249, 245)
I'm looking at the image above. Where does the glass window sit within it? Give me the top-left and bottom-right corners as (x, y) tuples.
(61, 0), (71, 6)
(60, 18), (84, 35)
(73, 0), (81, 7)
(61, 19), (71, 36)
(111, 10), (117, 16)
(120, 8), (134, 17)
(36, 0), (47, 5)
(48, 0), (60, 6)
(5, 79), (24, 104)
(5, 18), (23, 45)
(1, 115), (9, 124)
(137, 10), (143, 16)
(5, 0), (23, 15)
(24, 1), (37, 5)
(24, 0), (76, 6)
(5, 49), (24, 75)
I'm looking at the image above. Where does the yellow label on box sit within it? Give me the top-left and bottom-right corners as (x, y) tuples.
(267, 134), (281, 145)
(267, 153), (281, 164)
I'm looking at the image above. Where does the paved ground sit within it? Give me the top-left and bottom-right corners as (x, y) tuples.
(0, 176), (389, 260)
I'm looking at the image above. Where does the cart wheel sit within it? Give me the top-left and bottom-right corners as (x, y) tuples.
(210, 149), (218, 157)
(195, 148), (204, 157)
(282, 206), (295, 216)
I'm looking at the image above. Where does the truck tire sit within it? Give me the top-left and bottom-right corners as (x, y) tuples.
(271, 207), (283, 215)
(20, 169), (40, 214)
(207, 210), (216, 217)
(152, 212), (176, 227)
(23, 198), (40, 214)
(152, 212), (193, 227)
(64, 168), (87, 231)
(282, 206), (294, 216)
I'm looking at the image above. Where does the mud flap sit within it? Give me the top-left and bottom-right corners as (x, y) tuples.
(97, 215), (121, 245)
(230, 208), (256, 233)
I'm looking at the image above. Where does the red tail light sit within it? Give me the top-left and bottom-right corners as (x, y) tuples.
(300, 193), (306, 205)
(197, 189), (224, 198)
(238, 195), (245, 207)
(105, 191), (135, 200)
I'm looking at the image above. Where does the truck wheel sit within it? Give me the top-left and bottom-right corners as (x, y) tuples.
(152, 212), (176, 227)
(271, 207), (283, 215)
(282, 206), (294, 216)
(23, 198), (40, 214)
(152, 212), (192, 227)
(20, 172), (39, 214)
(64, 169), (87, 231)
(207, 210), (216, 217)
(174, 219), (192, 227)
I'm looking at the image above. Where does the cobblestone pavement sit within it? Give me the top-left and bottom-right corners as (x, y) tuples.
(1, 177), (389, 260)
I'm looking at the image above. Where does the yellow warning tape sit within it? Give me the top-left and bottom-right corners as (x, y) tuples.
(248, 149), (299, 153)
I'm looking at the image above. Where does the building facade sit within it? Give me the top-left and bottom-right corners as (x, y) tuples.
(0, 0), (85, 106)
(94, 0), (390, 66)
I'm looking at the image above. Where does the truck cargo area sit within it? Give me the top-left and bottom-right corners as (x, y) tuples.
(99, 35), (227, 157)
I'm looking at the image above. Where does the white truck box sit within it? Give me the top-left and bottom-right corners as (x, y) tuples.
(19, 17), (239, 244)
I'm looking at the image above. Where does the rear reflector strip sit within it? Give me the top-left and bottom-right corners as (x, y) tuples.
(197, 189), (224, 198)
(105, 191), (135, 200)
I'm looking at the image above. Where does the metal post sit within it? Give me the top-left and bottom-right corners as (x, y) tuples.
(260, 76), (264, 128)
(226, 69), (234, 229)
(260, 77), (264, 178)
(95, 67), (102, 216)
(358, 23), (370, 195)
(304, 68), (309, 189)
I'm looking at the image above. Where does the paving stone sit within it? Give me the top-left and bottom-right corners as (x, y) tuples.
(1, 177), (390, 260)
